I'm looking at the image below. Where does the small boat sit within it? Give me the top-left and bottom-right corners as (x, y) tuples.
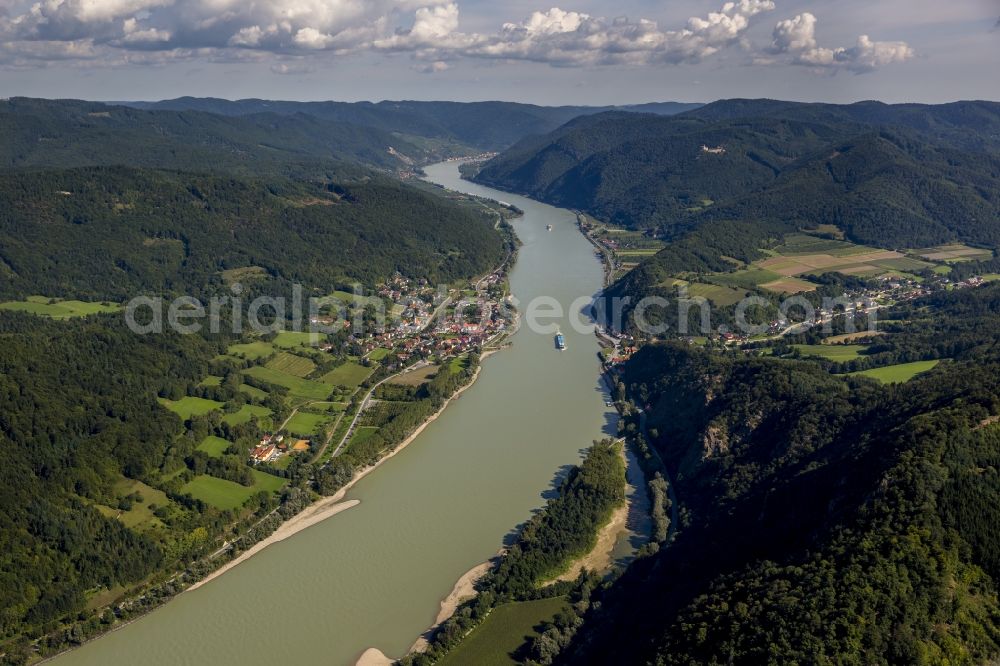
(555, 332), (566, 351)
(546, 224), (553, 232)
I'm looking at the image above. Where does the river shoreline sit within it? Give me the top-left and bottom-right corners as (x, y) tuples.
(189, 357), (493, 593)
(48, 159), (616, 666)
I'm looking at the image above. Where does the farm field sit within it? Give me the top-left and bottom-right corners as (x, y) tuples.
(222, 404), (272, 427)
(159, 396), (224, 420)
(707, 267), (783, 291)
(794, 344), (869, 361)
(244, 366), (334, 400)
(698, 232), (941, 296)
(760, 277), (819, 294)
(319, 361), (374, 387)
(285, 411), (333, 436)
(181, 470), (286, 511)
(436, 597), (569, 666)
(266, 351), (317, 378)
(225, 341), (275, 360)
(849, 360), (941, 383)
(912, 244), (993, 262)
(0, 296), (121, 318)
(196, 436), (232, 457)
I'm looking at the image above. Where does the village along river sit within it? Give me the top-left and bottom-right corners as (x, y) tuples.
(53, 161), (627, 665)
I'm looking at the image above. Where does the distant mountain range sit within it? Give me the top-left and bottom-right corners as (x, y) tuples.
(0, 97), (701, 179)
(474, 99), (1000, 247)
(119, 98), (703, 152)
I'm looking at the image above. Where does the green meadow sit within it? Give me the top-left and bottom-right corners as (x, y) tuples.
(196, 436), (232, 457)
(319, 361), (374, 388)
(849, 360), (941, 384)
(794, 344), (869, 362)
(159, 396), (224, 420)
(436, 597), (569, 666)
(244, 366), (334, 400)
(225, 341), (276, 360)
(285, 411), (333, 436)
(222, 404), (273, 427)
(0, 296), (121, 319)
(181, 470), (286, 511)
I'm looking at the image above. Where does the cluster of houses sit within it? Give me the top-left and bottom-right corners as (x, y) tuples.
(249, 434), (311, 465)
(343, 272), (511, 364)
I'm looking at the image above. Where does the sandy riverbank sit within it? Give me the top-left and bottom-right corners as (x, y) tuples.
(406, 559), (495, 654)
(188, 361), (489, 594)
(355, 648), (394, 666)
(542, 444), (642, 585)
(545, 502), (629, 585)
(187, 499), (360, 592)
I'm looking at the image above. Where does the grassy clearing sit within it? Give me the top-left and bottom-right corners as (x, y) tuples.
(824, 332), (885, 344)
(449, 355), (470, 373)
(273, 331), (321, 349)
(197, 436), (232, 457)
(794, 344), (869, 361)
(95, 479), (169, 530)
(709, 267), (783, 290)
(226, 341), (275, 360)
(159, 396), (224, 420)
(388, 364), (439, 386)
(0, 297), (121, 319)
(266, 351), (317, 378)
(436, 597), (569, 666)
(222, 404), (272, 427)
(198, 375), (223, 387)
(221, 266), (267, 284)
(849, 360), (941, 384)
(239, 383), (269, 400)
(319, 361), (374, 388)
(244, 366), (334, 401)
(181, 470), (286, 511)
(347, 426), (379, 451)
(311, 401), (348, 412)
(774, 233), (863, 256)
(367, 347), (392, 361)
(331, 290), (382, 306)
(285, 411), (333, 436)
(686, 282), (746, 306)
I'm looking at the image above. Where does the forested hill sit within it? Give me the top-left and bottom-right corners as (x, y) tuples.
(121, 98), (703, 152)
(0, 98), (437, 176)
(561, 283), (1000, 664)
(0, 166), (505, 300)
(473, 99), (1000, 243)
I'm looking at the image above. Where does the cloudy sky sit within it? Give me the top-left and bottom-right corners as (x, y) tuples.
(0, 0), (996, 104)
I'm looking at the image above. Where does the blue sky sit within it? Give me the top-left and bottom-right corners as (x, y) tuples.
(0, 0), (996, 104)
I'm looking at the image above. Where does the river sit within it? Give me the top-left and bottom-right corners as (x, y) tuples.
(53, 161), (622, 666)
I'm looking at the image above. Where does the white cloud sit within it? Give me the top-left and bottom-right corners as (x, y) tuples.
(412, 59), (450, 73)
(0, 0), (915, 76)
(770, 12), (914, 73)
(454, 1), (777, 66)
(770, 12), (817, 53)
